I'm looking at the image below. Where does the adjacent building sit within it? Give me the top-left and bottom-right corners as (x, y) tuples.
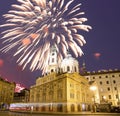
(13, 88), (30, 103)
(84, 69), (120, 106)
(0, 77), (15, 109)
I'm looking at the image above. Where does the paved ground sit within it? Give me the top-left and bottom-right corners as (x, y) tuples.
(0, 111), (120, 116)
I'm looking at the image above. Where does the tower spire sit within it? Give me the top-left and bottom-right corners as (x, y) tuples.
(82, 60), (87, 74)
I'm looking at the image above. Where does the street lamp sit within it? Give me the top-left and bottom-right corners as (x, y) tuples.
(90, 86), (97, 112)
(103, 96), (106, 101)
(90, 86), (97, 91)
(90, 86), (97, 103)
(102, 96), (107, 103)
(103, 96), (106, 99)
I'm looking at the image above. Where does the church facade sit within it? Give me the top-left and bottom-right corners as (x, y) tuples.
(30, 46), (94, 113)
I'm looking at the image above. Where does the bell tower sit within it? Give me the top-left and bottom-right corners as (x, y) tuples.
(47, 46), (58, 74)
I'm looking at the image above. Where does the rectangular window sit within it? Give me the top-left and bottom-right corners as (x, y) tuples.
(100, 81), (102, 85)
(109, 95), (111, 99)
(70, 93), (74, 98)
(114, 87), (117, 90)
(52, 58), (54, 63)
(74, 67), (77, 72)
(93, 77), (95, 79)
(106, 75), (108, 78)
(106, 81), (109, 84)
(70, 83), (74, 88)
(67, 66), (70, 71)
(113, 80), (116, 84)
(99, 76), (101, 79)
(116, 94), (118, 99)
(107, 87), (110, 91)
(112, 75), (115, 77)
(76, 92), (80, 99)
(57, 90), (62, 99)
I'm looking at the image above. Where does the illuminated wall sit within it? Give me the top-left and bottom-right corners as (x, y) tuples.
(30, 72), (93, 112)
(0, 77), (15, 106)
(85, 69), (120, 106)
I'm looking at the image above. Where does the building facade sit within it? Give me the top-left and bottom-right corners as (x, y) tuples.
(13, 88), (30, 103)
(30, 72), (94, 112)
(84, 69), (120, 106)
(30, 46), (94, 113)
(0, 77), (15, 109)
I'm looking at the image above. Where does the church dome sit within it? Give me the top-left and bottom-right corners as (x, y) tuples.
(60, 53), (79, 73)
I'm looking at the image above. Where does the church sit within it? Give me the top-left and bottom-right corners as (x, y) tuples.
(30, 46), (94, 113)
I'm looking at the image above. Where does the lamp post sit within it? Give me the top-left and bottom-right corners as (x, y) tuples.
(103, 96), (106, 102)
(90, 86), (97, 112)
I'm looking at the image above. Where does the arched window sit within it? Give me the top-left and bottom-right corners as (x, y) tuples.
(41, 105), (45, 111)
(51, 69), (54, 72)
(67, 66), (70, 72)
(77, 104), (81, 111)
(52, 53), (55, 56)
(71, 104), (75, 112)
(57, 104), (63, 112)
(36, 94), (40, 102)
(74, 66), (77, 72)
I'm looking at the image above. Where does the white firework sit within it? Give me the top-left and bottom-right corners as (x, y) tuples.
(0, 0), (92, 74)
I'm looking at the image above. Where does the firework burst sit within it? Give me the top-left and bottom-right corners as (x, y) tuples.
(0, 0), (92, 74)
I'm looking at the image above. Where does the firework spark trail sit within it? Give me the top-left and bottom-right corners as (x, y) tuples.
(0, 0), (92, 74)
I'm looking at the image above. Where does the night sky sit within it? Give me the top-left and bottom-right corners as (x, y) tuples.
(0, 0), (120, 88)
